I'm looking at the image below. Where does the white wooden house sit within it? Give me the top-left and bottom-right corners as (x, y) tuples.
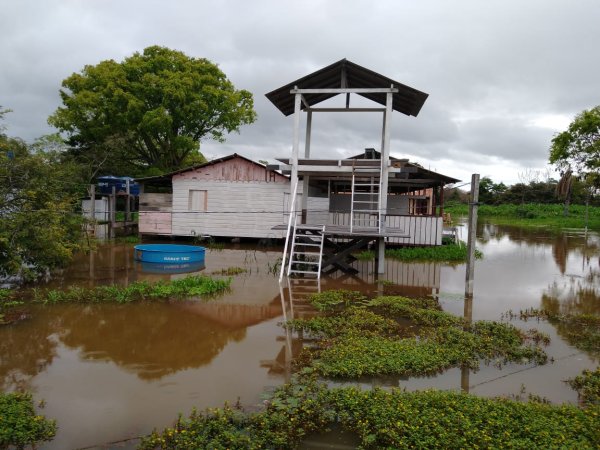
(137, 150), (458, 247)
(137, 154), (292, 239)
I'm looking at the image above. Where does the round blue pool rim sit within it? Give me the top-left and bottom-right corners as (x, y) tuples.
(134, 244), (206, 264)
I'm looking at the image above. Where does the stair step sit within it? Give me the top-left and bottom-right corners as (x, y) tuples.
(354, 209), (379, 213)
(291, 260), (319, 265)
(292, 243), (321, 248)
(292, 251), (321, 256)
(289, 270), (319, 275)
(295, 225), (325, 231)
(354, 183), (380, 187)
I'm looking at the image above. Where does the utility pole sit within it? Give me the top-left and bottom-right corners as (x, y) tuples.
(465, 174), (480, 298)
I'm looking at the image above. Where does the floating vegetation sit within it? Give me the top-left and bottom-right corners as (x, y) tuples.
(568, 367), (600, 407)
(385, 244), (482, 262)
(0, 391), (57, 449)
(0, 288), (27, 325)
(286, 293), (547, 378)
(511, 308), (600, 356)
(33, 275), (231, 305)
(210, 266), (247, 276)
(139, 379), (600, 449)
(307, 289), (367, 312)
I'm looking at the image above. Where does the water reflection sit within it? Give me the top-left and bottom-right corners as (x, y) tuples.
(0, 314), (60, 391)
(58, 303), (247, 380)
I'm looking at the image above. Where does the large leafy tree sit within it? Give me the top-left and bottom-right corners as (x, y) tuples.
(1, 112), (85, 281)
(49, 46), (257, 175)
(549, 106), (600, 214)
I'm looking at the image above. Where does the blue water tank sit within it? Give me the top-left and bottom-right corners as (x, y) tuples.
(97, 176), (140, 196)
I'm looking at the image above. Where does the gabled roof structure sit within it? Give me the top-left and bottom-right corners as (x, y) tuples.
(135, 153), (287, 185)
(266, 58), (429, 117)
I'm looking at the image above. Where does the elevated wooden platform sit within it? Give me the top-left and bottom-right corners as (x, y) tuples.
(273, 223), (409, 239)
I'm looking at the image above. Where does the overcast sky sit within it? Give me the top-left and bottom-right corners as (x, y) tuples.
(1, 0), (599, 185)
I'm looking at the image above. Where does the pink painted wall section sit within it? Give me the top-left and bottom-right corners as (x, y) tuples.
(139, 212), (172, 234)
(174, 156), (287, 183)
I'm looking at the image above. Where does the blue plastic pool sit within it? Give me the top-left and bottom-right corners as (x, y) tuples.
(134, 244), (206, 264)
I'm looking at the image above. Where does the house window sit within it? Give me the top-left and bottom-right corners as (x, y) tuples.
(188, 190), (207, 211)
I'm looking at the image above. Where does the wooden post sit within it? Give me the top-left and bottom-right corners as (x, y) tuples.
(110, 186), (116, 238)
(465, 174), (480, 298)
(89, 184), (96, 222)
(125, 179), (131, 224)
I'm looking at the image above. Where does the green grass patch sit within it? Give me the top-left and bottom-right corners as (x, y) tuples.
(385, 243), (482, 262)
(568, 367), (600, 407)
(446, 203), (600, 231)
(33, 275), (231, 304)
(139, 380), (600, 449)
(0, 391), (56, 449)
(286, 293), (547, 378)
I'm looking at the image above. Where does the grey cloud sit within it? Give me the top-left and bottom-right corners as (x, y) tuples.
(1, 0), (599, 185)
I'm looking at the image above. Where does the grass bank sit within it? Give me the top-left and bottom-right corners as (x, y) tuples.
(445, 203), (600, 231)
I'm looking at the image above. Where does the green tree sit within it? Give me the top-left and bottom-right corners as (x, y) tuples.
(49, 46), (257, 175)
(478, 177), (507, 205)
(0, 118), (85, 281)
(550, 106), (600, 215)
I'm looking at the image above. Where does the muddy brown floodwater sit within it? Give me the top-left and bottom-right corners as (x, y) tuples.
(1, 222), (599, 449)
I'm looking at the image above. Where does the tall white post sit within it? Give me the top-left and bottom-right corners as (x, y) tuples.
(301, 110), (312, 223)
(377, 89), (394, 274)
(291, 90), (302, 218)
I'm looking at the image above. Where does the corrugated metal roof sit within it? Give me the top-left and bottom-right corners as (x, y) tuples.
(135, 153), (288, 183)
(265, 59), (429, 117)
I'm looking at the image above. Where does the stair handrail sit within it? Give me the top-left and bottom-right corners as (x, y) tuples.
(279, 180), (299, 282)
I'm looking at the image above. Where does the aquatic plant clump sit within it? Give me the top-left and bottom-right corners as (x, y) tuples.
(287, 294), (548, 378)
(0, 288), (27, 325)
(385, 244), (482, 262)
(34, 275), (231, 304)
(516, 308), (600, 357)
(307, 289), (367, 311)
(0, 391), (57, 449)
(139, 381), (600, 449)
(568, 367), (600, 407)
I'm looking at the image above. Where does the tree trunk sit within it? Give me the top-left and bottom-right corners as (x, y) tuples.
(563, 187), (571, 217)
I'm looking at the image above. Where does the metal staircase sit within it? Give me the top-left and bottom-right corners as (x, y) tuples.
(350, 169), (382, 233)
(286, 220), (325, 278)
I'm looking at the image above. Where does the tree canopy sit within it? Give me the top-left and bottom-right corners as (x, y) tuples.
(49, 46), (257, 175)
(550, 106), (600, 181)
(1, 112), (85, 281)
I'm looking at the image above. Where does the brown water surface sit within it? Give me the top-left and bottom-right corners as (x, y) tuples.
(1, 224), (599, 449)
